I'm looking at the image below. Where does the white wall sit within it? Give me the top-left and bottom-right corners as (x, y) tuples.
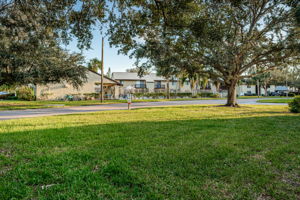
(36, 71), (119, 100)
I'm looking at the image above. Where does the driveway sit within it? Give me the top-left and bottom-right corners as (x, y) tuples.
(0, 98), (288, 121)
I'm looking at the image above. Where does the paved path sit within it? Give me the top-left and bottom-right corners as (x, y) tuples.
(0, 98), (288, 121)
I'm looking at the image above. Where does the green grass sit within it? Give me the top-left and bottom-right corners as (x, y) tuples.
(257, 99), (293, 103)
(0, 105), (299, 199)
(0, 98), (220, 111)
(0, 96), (285, 111)
(0, 100), (126, 111)
(239, 96), (288, 99)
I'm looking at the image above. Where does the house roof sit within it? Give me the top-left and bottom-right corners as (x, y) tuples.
(112, 72), (166, 82)
(88, 69), (123, 85)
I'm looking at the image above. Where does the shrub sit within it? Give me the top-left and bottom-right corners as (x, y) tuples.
(197, 92), (216, 98)
(6, 95), (18, 100)
(0, 84), (16, 93)
(176, 93), (193, 98)
(133, 93), (145, 98)
(83, 93), (100, 100)
(288, 93), (295, 97)
(16, 86), (35, 101)
(0, 93), (15, 100)
(289, 97), (300, 113)
(211, 93), (221, 98)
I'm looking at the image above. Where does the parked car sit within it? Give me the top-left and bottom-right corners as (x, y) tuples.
(0, 91), (16, 100)
(269, 92), (280, 96)
(0, 91), (9, 95)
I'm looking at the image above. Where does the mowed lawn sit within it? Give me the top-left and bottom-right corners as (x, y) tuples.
(257, 99), (293, 104)
(0, 105), (299, 199)
(0, 99), (224, 111)
(0, 96), (286, 111)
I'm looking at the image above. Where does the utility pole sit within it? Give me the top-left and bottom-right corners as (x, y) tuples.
(101, 37), (104, 103)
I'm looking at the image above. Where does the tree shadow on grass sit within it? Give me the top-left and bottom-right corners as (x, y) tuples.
(0, 115), (300, 199)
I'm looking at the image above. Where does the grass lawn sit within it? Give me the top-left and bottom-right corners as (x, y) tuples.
(0, 100), (126, 111)
(257, 99), (293, 104)
(0, 105), (299, 199)
(0, 96), (285, 111)
(0, 98), (221, 111)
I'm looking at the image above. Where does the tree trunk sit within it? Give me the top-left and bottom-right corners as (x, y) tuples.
(264, 85), (268, 97)
(226, 81), (238, 107)
(166, 79), (170, 99)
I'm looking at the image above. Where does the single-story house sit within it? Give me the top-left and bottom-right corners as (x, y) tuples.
(112, 72), (228, 97)
(238, 84), (276, 96)
(35, 70), (122, 100)
(112, 72), (199, 96)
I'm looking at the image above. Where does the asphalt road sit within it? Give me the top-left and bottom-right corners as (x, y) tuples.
(0, 98), (288, 121)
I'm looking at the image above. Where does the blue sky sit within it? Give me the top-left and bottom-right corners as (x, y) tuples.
(65, 29), (136, 74)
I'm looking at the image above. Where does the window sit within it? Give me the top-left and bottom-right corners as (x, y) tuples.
(172, 81), (176, 86)
(119, 80), (124, 84)
(185, 81), (189, 85)
(247, 85), (251, 88)
(135, 80), (146, 88)
(155, 81), (163, 89)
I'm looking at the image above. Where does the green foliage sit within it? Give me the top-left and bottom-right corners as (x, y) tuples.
(106, 67), (112, 78)
(289, 97), (300, 113)
(0, 0), (102, 87)
(0, 93), (14, 100)
(16, 86), (35, 101)
(0, 84), (16, 93)
(197, 92), (213, 98)
(172, 93), (193, 98)
(87, 58), (102, 73)
(107, 1), (300, 106)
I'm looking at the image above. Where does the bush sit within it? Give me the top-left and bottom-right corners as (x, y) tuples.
(0, 93), (15, 100)
(211, 93), (221, 98)
(175, 93), (193, 98)
(133, 93), (145, 98)
(0, 84), (16, 93)
(197, 92), (219, 98)
(16, 86), (35, 101)
(288, 93), (295, 97)
(83, 93), (99, 100)
(289, 97), (300, 113)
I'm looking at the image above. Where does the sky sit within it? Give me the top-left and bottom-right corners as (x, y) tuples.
(65, 29), (136, 74)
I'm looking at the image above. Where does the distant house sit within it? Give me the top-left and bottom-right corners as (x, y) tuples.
(35, 70), (122, 100)
(112, 72), (193, 95)
(237, 84), (276, 96)
(112, 72), (219, 97)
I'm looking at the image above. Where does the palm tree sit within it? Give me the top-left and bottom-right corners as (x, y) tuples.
(87, 58), (102, 73)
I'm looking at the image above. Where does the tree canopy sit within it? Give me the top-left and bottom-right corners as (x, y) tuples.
(1, 0), (299, 101)
(0, 0), (104, 87)
(87, 58), (102, 73)
(107, 0), (300, 106)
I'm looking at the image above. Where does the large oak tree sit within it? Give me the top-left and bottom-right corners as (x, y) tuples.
(0, 0), (104, 87)
(107, 0), (300, 106)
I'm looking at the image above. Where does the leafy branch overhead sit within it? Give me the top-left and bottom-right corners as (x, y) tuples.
(0, 0), (104, 87)
(107, 0), (300, 106)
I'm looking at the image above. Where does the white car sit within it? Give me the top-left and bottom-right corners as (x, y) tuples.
(0, 91), (9, 95)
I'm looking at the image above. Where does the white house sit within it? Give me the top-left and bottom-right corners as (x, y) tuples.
(35, 70), (122, 100)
